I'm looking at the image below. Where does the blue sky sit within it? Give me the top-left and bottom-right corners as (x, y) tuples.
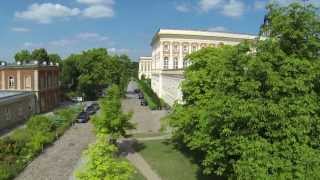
(0, 0), (318, 62)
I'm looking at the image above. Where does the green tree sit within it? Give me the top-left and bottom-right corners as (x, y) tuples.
(14, 50), (32, 63)
(76, 136), (134, 180)
(167, 2), (320, 179)
(31, 48), (49, 63)
(92, 85), (133, 143)
(260, 2), (320, 59)
(48, 54), (62, 64)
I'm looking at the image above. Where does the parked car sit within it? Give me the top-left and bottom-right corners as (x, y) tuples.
(138, 93), (144, 99)
(86, 106), (96, 115)
(140, 99), (148, 106)
(77, 112), (89, 123)
(134, 89), (140, 93)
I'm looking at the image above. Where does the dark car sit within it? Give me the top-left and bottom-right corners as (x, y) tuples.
(134, 89), (140, 93)
(86, 106), (96, 115)
(140, 99), (148, 106)
(138, 93), (144, 99)
(77, 112), (89, 123)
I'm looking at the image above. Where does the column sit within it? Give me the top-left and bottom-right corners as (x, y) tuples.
(34, 70), (39, 91)
(17, 70), (21, 90)
(1, 71), (4, 89)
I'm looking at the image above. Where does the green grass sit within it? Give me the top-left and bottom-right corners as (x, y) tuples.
(134, 140), (223, 180)
(130, 170), (146, 180)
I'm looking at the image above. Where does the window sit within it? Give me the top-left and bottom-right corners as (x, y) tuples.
(183, 45), (188, 53)
(173, 44), (179, 52)
(164, 43), (169, 51)
(192, 45), (197, 52)
(174, 58), (179, 69)
(8, 76), (15, 89)
(24, 76), (32, 89)
(183, 59), (188, 68)
(163, 57), (169, 69)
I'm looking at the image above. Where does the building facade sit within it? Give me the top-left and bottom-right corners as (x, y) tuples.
(138, 57), (152, 79)
(0, 62), (60, 112)
(0, 92), (36, 131)
(150, 29), (258, 106)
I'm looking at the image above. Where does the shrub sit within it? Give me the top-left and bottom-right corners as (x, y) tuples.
(0, 105), (81, 180)
(76, 136), (134, 180)
(137, 80), (162, 110)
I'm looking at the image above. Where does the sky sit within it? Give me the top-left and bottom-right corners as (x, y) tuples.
(0, 0), (319, 62)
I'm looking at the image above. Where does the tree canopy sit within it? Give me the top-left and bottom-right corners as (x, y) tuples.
(167, 2), (320, 179)
(31, 48), (49, 63)
(14, 50), (32, 63)
(61, 48), (133, 100)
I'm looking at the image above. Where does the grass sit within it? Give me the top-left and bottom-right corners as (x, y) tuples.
(134, 140), (223, 180)
(130, 169), (146, 180)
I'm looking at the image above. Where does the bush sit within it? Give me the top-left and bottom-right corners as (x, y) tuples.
(137, 80), (162, 110)
(76, 136), (134, 180)
(0, 105), (81, 180)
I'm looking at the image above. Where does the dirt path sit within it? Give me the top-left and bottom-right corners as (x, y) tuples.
(15, 123), (96, 180)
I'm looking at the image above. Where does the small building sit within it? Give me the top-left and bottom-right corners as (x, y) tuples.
(0, 91), (36, 130)
(138, 56), (152, 79)
(0, 61), (60, 113)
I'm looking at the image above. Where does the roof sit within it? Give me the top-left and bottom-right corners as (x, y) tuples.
(151, 28), (258, 45)
(139, 56), (152, 61)
(0, 63), (59, 70)
(0, 91), (34, 104)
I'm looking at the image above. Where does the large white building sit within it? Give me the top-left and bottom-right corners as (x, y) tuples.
(140, 29), (258, 106)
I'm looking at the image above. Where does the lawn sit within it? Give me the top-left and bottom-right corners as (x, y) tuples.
(134, 140), (223, 180)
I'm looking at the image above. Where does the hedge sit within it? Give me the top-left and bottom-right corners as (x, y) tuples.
(0, 105), (81, 180)
(137, 80), (163, 110)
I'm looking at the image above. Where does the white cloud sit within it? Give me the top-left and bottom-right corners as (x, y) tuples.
(15, 3), (80, 24)
(11, 27), (30, 32)
(82, 5), (114, 18)
(254, 1), (266, 10)
(199, 0), (222, 12)
(176, 4), (191, 12)
(222, 0), (245, 17)
(76, 32), (109, 41)
(208, 26), (228, 32)
(77, 0), (114, 5)
(108, 47), (130, 53)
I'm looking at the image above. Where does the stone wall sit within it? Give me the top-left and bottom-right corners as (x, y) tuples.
(0, 93), (36, 130)
(161, 74), (184, 106)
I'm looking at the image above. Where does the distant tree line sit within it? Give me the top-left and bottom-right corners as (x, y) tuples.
(14, 48), (62, 64)
(61, 48), (136, 100)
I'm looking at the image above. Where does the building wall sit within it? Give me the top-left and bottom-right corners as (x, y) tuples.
(150, 29), (257, 106)
(138, 57), (152, 79)
(0, 65), (60, 113)
(0, 93), (36, 130)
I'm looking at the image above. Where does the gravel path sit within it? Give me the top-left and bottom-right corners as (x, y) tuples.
(15, 123), (96, 180)
(122, 81), (168, 134)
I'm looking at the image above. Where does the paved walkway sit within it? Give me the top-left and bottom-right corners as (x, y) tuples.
(15, 123), (96, 180)
(120, 81), (169, 180)
(122, 81), (168, 134)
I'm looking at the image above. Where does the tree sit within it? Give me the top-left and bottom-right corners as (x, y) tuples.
(260, 3), (320, 59)
(76, 136), (134, 180)
(48, 54), (62, 64)
(31, 48), (49, 63)
(92, 85), (133, 144)
(167, 2), (320, 179)
(14, 50), (31, 63)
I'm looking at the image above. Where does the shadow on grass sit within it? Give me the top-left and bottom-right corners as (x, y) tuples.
(161, 140), (226, 180)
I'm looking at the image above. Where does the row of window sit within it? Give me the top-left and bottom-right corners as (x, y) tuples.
(140, 63), (152, 71)
(8, 76), (32, 89)
(163, 42), (225, 53)
(163, 57), (188, 69)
